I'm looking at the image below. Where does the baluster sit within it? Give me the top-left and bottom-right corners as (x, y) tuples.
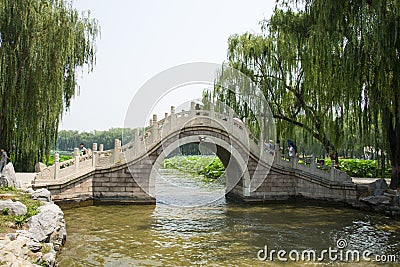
(170, 106), (176, 132)
(330, 160), (336, 182)
(114, 139), (121, 164)
(74, 148), (80, 172)
(190, 101), (196, 116)
(92, 143), (97, 168)
(54, 153), (60, 179)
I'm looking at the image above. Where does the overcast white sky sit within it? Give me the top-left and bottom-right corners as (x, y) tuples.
(59, 0), (276, 131)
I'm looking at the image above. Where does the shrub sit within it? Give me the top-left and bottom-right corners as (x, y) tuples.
(163, 155), (225, 179)
(321, 159), (391, 178)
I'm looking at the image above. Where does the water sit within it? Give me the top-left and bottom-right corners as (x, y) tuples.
(58, 169), (400, 266)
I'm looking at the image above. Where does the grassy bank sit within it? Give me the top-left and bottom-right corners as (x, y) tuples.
(0, 187), (42, 234)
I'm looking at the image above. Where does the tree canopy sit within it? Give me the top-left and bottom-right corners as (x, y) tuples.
(0, 0), (99, 171)
(212, 0), (400, 188)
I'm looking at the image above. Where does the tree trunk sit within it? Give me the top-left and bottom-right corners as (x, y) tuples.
(390, 160), (400, 190)
(323, 140), (339, 168)
(388, 121), (400, 189)
(386, 106), (400, 190)
(328, 148), (339, 168)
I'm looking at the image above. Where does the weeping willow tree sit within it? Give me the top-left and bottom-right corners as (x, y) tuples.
(215, 0), (400, 188)
(0, 0), (99, 171)
(213, 9), (349, 164)
(291, 0), (400, 189)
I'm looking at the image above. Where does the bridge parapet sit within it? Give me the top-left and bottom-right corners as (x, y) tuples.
(273, 151), (353, 185)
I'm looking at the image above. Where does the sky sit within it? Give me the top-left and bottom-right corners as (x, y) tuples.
(59, 0), (276, 131)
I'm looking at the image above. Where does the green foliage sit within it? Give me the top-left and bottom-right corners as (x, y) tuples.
(2, 207), (9, 215)
(0, 0), (99, 171)
(47, 154), (73, 166)
(213, 0), (400, 187)
(197, 157), (225, 179)
(319, 159), (391, 178)
(163, 155), (225, 179)
(0, 186), (17, 192)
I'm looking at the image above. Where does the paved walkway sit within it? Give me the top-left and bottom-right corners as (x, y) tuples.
(15, 173), (36, 188)
(352, 177), (391, 185)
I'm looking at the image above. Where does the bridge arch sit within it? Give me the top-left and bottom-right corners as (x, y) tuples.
(146, 128), (252, 200)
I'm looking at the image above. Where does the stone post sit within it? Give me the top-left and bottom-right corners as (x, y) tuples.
(99, 144), (104, 152)
(114, 139), (121, 164)
(190, 101), (196, 116)
(292, 155), (298, 169)
(209, 103), (215, 119)
(74, 148), (80, 171)
(170, 106), (176, 132)
(92, 143), (97, 168)
(259, 130), (264, 157)
(134, 128), (140, 152)
(165, 112), (168, 119)
(311, 154), (317, 174)
(228, 108), (234, 132)
(275, 142), (281, 162)
(152, 114), (158, 142)
(330, 160), (336, 182)
(54, 153), (60, 179)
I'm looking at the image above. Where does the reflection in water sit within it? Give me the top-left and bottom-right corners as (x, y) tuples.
(58, 169), (400, 266)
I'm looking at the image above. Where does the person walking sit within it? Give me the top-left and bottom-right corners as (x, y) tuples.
(80, 143), (87, 155)
(288, 143), (296, 158)
(0, 148), (11, 172)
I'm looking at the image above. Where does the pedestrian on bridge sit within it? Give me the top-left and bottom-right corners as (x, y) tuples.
(288, 142), (296, 158)
(80, 143), (87, 155)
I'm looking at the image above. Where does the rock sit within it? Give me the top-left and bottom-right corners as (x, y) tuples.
(27, 240), (42, 252)
(0, 176), (9, 187)
(43, 249), (57, 267)
(369, 178), (388, 196)
(25, 188), (35, 195)
(1, 163), (17, 187)
(394, 195), (400, 206)
(32, 188), (52, 202)
(34, 162), (47, 173)
(27, 203), (66, 245)
(360, 195), (391, 205)
(6, 233), (16, 241)
(1, 197), (66, 267)
(0, 199), (27, 216)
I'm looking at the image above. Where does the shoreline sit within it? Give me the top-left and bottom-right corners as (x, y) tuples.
(0, 188), (66, 267)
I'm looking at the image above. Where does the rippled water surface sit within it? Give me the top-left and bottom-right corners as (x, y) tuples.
(58, 169), (400, 266)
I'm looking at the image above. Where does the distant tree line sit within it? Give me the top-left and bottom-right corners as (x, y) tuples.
(56, 128), (134, 153)
(57, 129), (212, 157)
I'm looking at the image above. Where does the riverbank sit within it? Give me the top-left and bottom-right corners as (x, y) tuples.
(0, 187), (66, 267)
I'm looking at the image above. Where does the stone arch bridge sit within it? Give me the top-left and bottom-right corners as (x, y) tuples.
(33, 103), (357, 205)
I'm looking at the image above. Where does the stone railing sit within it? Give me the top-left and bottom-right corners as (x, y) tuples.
(33, 102), (353, 187)
(273, 150), (353, 185)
